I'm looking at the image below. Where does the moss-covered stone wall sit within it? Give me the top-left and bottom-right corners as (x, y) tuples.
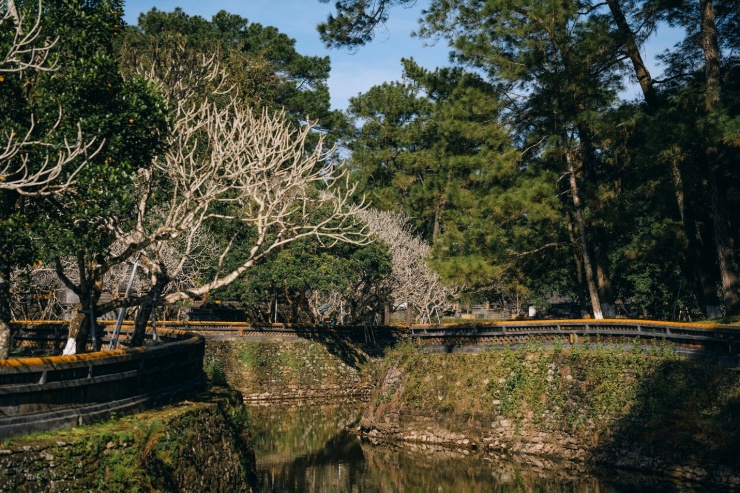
(205, 339), (384, 401)
(0, 390), (256, 493)
(360, 341), (740, 488)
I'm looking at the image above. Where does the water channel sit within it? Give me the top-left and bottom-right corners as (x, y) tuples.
(245, 401), (721, 493)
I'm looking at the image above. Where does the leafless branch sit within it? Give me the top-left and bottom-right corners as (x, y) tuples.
(104, 44), (370, 306)
(358, 209), (457, 323)
(1, 1), (58, 74)
(0, 114), (103, 195)
(0, 2), (101, 196)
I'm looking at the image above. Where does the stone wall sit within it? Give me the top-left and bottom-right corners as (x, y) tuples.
(205, 339), (384, 401)
(358, 344), (740, 489)
(0, 390), (256, 493)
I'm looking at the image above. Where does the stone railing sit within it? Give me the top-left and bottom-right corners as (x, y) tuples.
(0, 328), (204, 439)
(410, 319), (740, 355)
(10, 321), (409, 350)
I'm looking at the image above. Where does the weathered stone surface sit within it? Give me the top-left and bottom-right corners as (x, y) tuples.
(0, 391), (256, 492)
(358, 354), (740, 490)
(206, 339), (382, 402)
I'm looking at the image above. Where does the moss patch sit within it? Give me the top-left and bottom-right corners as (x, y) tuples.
(364, 340), (740, 471)
(205, 339), (383, 399)
(0, 389), (257, 492)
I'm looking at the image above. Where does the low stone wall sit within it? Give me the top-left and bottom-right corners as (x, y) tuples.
(412, 319), (740, 355)
(0, 329), (205, 439)
(0, 391), (256, 492)
(205, 338), (384, 402)
(359, 345), (740, 489)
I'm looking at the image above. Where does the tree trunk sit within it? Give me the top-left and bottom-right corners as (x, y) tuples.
(0, 190), (19, 359)
(131, 300), (151, 348)
(63, 302), (89, 355)
(700, 0), (721, 112)
(566, 216), (588, 316)
(708, 170), (740, 314)
(576, 119), (614, 317)
(669, 156), (722, 315)
(63, 252), (105, 354)
(594, 243), (615, 318)
(605, 0), (657, 109)
(432, 189), (446, 243)
(131, 274), (168, 347)
(700, 0), (740, 314)
(566, 151), (603, 319)
(0, 259), (11, 359)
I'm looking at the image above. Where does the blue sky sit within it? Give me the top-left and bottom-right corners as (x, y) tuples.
(123, 1), (682, 110)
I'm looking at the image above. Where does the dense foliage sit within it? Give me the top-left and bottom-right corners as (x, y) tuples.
(322, 0), (740, 319)
(3, 0), (740, 358)
(0, 3), (373, 356)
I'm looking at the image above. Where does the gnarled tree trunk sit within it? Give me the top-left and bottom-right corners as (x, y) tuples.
(0, 259), (11, 359)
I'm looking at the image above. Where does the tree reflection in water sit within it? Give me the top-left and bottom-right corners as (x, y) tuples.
(246, 402), (722, 493)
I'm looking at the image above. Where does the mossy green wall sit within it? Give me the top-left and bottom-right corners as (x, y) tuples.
(361, 341), (740, 482)
(205, 339), (383, 400)
(0, 390), (256, 493)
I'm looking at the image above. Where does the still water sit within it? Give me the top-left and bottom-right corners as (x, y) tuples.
(246, 402), (718, 493)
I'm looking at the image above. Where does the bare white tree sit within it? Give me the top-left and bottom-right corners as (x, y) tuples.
(56, 44), (369, 351)
(0, 116), (102, 195)
(161, 104), (367, 301)
(0, 1), (102, 196)
(2, 0), (56, 73)
(358, 209), (456, 324)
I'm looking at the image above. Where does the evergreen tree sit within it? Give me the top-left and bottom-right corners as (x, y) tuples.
(120, 8), (339, 127)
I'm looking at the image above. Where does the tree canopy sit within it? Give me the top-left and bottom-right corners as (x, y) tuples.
(322, 0), (740, 319)
(3, 0), (740, 360)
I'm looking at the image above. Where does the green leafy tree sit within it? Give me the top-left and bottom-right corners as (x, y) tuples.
(345, 59), (569, 301)
(217, 238), (392, 324)
(320, 0), (740, 319)
(0, 0), (165, 357)
(31, 0), (167, 353)
(335, 2), (628, 317)
(119, 8), (338, 126)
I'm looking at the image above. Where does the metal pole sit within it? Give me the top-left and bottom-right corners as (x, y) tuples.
(109, 255), (140, 350)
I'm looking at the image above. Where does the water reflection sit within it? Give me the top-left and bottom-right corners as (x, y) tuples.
(246, 402), (720, 493)
(248, 402), (374, 492)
